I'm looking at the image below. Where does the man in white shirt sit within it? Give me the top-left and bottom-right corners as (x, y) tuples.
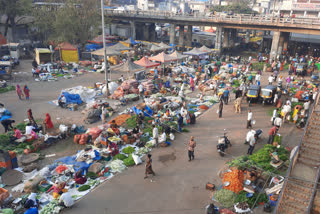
(138, 84), (144, 100)
(25, 124), (35, 135)
(255, 74), (261, 85)
(304, 100), (310, 111)
(153, 125), (159, 146)
(247, 132), (256, 155)
(119, 75), (124, 83)
(272, 108), (278, 125)
(245, 129), (256, 144)
(268, 75), (274, 85)
(247, 109), (253, 129)
(274, 116), (282, 128)
(59, 192), (74, 208)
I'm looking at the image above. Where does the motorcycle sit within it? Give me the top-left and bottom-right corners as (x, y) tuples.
(217, 130), (232, 157)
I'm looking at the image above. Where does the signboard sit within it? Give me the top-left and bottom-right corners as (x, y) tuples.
(292, 3), (320, 10)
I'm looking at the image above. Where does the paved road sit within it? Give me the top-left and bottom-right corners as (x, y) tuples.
(63, 97), (301, 214)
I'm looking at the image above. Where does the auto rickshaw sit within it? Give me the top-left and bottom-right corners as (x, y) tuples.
(260, 85), (277, 105)
(296, 63), (307, 76)
(246, 85), (261, 106)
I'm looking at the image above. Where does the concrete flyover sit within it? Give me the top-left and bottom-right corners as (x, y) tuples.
(105, 9), (320, 59)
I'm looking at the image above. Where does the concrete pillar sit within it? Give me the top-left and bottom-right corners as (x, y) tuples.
(277, 33), (285, 56)
(178, 25), (184, 46)
(229, 29), (237, 47)
(215, 27), (223, 54)
(144, 24), (150, 41)
(245, 30), (250, 43)
(111, 24), (117, 35)
(130, 21), (136, 40)
(169, 24), (176, 45)
(270, 31), (280, 60)
(186, 25), (192, 47)
(149, 23), (156, 42)
(223, 29), (229, 48)
(283, 32), (290, 52)
(252, 30), (257, 37)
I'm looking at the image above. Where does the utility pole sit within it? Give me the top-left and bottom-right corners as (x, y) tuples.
(101, 0), (109, 95)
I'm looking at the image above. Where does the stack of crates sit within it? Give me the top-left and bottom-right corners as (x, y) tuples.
(0, 150), (11, 169)
(0, 150), (18, 170)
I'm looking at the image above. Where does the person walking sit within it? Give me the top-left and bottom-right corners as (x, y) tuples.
(247, 109), (253, 129)
(247, 132), (256, 155)
(190, 76), (195, 92)
(16, 84), (23, 100)
(255, 73), (261, 86)
(188, 136), (196, 161)
(177, 113), (183, 132)
(23, 85), (30, 100)
(268, 126), (278, 144)
(271, 108), (278, 125)
(218, 99), (223, 118)
(223, 88), (229, 105)
(43, 113), (54, 133)
(138, 83), (144, 101)
(144, 154), (155, 179)
(27, 109), (37, 126)
(152, 125), (159, 147)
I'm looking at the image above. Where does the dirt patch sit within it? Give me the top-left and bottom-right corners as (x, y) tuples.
(158, 152), (176, 163)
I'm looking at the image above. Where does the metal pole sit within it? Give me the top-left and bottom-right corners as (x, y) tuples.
(101, 0), (109, 95)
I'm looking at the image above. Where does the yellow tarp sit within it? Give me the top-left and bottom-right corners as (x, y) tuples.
(61, 50), (79, 63)
(119, 41), (130, 48)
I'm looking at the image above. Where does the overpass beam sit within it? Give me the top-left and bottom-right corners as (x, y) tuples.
(270, 31), (280, 60)
(130, 21), (136, 40)
(223, 29), (230, 49)
(215, 27), (223, 54)
(186, 25), (193, 47)
(169, 24), (176, 45)
(178, 25), (185, 46)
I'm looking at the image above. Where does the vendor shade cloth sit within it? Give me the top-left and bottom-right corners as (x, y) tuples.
(183, 47), (207, 56)
(0, 109), (12, 121)
(110, 60), (145, 73)
(59, 92), (82, 105)
(148, 52), (177, 63)
(134, 56), (160, 68)
(60, 86), (96, 103)
(169, 51), (188, 60)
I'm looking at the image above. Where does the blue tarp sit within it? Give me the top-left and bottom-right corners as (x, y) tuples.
(85, 44), (103, 52)
(130, 37), (140, 45)
(59, 92), (82, 105)
(144, 106), (153, 117)
(0, 110), (12, 121)
(132, 106), (142, 115)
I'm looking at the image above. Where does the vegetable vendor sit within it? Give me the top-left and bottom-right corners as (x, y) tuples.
(74, 169), (87, 185)
(24, 200), (38, 214)
(24, 193), (39, 209)
(47, 181), (67, 199)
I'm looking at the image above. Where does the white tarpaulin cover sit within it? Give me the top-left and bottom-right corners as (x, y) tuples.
(62, 86), (96, 103)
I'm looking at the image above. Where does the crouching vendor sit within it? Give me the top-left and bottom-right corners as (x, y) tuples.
(58, 94), (67, 108)
(74, 169), (87, 185)
(47, 181), (67, 199)
(107, 141), (119, 156)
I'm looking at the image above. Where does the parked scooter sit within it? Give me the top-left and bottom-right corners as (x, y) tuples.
(217, 130), (232, 157)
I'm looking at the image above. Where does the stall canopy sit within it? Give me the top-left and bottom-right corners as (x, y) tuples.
(88, 34), (115, 44)
(183, 48), (207, 56)
(91, 48), (121, 56)
(35, 48), (52, 65)
(169, 51), (188, 60)
(134, 56), (160, 68)
(55, 42), (79, 63)
(158, 42), (170, 49)
(111, 60), (145, 73)
(149, 52), (177, 63)
(110, 42), (132, 51)
(199, 45), (214, 53)
(150, 44), (165, 52)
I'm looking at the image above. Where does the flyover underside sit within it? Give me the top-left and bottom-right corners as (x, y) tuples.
(108, 16), (320, 35)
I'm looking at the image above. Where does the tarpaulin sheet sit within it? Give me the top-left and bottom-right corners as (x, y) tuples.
(61, 86), (96, 103)
(59, 92), (82, 105)
(144, 106), (153, 117)
(61, 50), (79, 63)
(54, 155), (92, 174)
(0, 110), (12, 121)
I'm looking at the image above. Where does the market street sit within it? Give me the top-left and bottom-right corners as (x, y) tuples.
(63, 94), (301, 214)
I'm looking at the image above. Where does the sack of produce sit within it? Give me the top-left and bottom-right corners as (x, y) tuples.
(88, 162), (104, 174)
(74, 134), (81, 144)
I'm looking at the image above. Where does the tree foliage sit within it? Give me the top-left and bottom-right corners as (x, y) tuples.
(212, 0), (256, 14)
(32, 0), (101, 45)
(0, 0), (32, 39)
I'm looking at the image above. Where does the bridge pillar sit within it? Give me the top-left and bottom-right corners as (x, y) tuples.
(277, 33), (285, 56)
(283, 32), (290, 52)
(270, 31), (280, 60)
(169, 24), (176, 45)
(149, 23), (156, 42)
(186, 25), (192, 47)
(178, 25), (185, 46)
(245, 31), (250, 43)
(223, 29), (230, 49)
(130, 21), (136, 40)
(229, 29), (237, 47)
(144, 24), (150, 41)
(215, 27), (223, 54)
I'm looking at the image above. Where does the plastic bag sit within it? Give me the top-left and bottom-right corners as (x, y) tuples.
(132, 154), (142, 165)
(170, 133), (175, 141)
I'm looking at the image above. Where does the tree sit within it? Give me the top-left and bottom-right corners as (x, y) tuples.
(33, 0), (101, 45)
(212, 0), (256, 14)
(0, 0), (32, 41)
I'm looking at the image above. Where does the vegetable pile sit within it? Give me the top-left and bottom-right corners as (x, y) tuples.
(108, 114), (131, 126)
(123, 155), (135, 167)
(235, 191), (268, 207)
(0, 85), (15, 94)
(214, 189), (237, 208)
(222, 169), (244, 194)
(113, 154), (128, 160)
(122, 146), (135, 154)
(78, 184), (91, 192)
(40, 200), (62, 214)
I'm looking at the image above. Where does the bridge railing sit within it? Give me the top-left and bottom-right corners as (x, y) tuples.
(105, 9), (320, 26)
